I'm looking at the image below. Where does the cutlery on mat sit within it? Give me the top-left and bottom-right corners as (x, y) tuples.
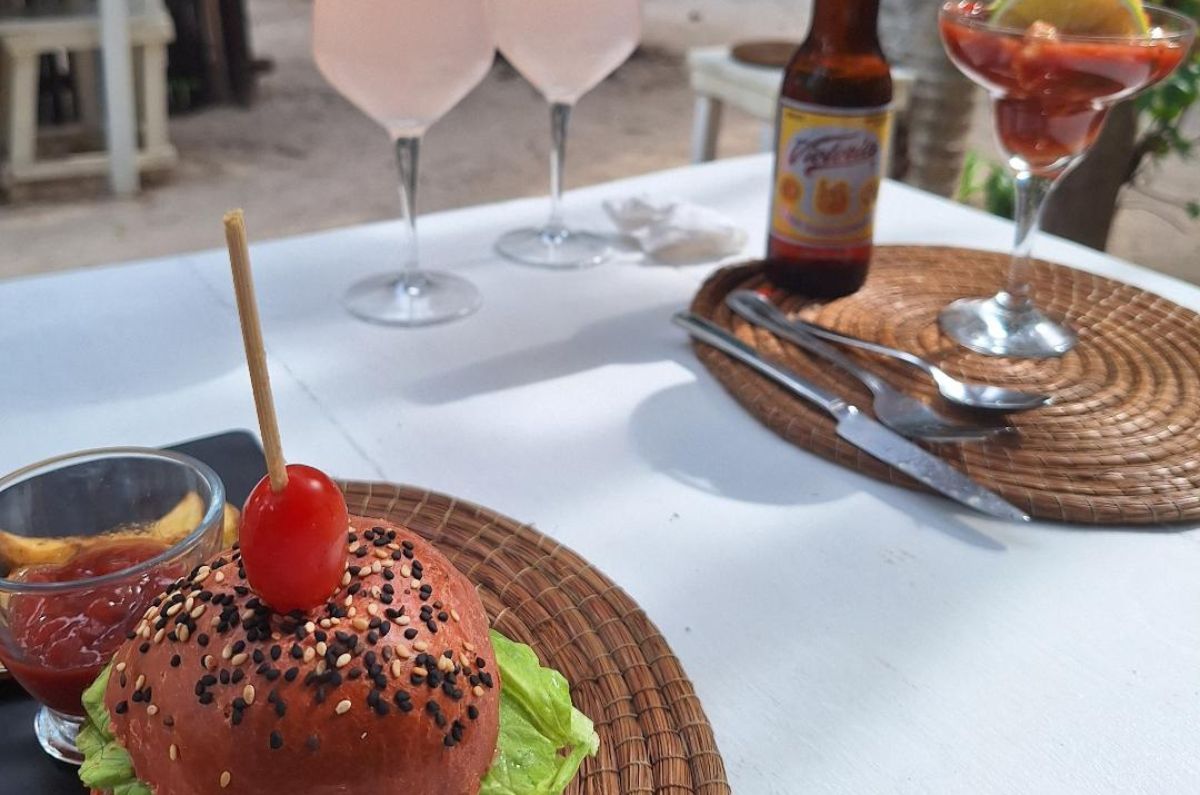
(732, 291), (1052, 412)
(726, 292), (1012, 443)
(673, 312), (1029, 522)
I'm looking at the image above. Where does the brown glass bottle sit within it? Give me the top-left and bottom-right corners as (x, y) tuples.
(765, 0), (893, 297)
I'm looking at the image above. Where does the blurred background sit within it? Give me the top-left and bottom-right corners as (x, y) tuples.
(1, 0), (1197, 283)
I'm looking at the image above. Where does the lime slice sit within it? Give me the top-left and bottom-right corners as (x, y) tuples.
(990, 0), (1150, 35)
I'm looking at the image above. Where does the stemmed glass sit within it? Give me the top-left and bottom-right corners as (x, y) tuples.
(313, 0), (495, 326)
(489, 0), (641, 269)
(938, 2), (1195, 357)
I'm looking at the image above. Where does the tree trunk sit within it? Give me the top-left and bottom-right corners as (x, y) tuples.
(1040, 102), (1136, 251)
(880, 0), (977, 197)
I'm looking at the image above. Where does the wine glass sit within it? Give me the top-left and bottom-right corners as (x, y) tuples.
(313, 0), (495, 326)
(489, 0), (641, 269)
(938, 2), (1195, 358)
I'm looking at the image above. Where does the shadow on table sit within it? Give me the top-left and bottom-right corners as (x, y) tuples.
(630, 353), (1006, 551)
(0, 276), (242, 414)
(628, 379), (856, 507)
(405, 298), (1003, 549)
(404, 303), (685, 405)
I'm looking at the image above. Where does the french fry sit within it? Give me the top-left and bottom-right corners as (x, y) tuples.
(0, 532), (87, 569)
(0, 494), (240, 680)
(222, 503), (241, 548)
(146, 492), (205, 543)
(0, 492), (241, 571)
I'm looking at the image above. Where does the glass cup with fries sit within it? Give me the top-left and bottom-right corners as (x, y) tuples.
(0, 449), (231, 763)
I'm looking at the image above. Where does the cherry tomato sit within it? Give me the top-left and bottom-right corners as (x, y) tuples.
(239, 464), (348, 613)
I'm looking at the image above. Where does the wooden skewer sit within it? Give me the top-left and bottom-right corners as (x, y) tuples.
(224, 209), (288, 493)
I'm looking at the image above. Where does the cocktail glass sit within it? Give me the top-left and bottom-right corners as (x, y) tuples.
(490, 0), (641, 269)
(938, 1), (1195, 357)
(313, 0), (495, 326)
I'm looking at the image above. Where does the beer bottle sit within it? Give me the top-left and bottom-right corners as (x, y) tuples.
(765, 0), (893, 297)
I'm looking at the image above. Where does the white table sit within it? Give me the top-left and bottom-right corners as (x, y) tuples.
(3, 154), (1199, 793)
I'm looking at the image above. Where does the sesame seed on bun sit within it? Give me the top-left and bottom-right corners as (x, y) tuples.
(101, 516), (500, 794)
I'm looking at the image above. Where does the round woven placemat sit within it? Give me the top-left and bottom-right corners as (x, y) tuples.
(339, 480), (731, 794)
(690, 247), (1200, 525)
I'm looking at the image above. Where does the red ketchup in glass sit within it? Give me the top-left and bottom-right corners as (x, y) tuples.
(2, 539), (176, 715)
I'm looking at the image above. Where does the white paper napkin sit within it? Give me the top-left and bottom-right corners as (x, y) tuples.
(603, 195), (747, 264)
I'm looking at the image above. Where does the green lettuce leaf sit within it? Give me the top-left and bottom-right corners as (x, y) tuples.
(78, 738), (136, 789)
(78, 632), (597, 795)
(480, 630), (600, 795)
(76, 722), (109, 758)
(82, 663), (113, 737)
(79, 663), (150, 793)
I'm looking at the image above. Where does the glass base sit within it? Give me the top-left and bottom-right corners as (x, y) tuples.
(35, 706), (84, 765)
(495, 227), (611, 270)
(940, 294), (1076, 358)
(342, 271), (481, 327)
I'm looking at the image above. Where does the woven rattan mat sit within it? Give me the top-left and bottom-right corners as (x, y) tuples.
(340, 481), (731, 794)
(689, 247), (1200, 525)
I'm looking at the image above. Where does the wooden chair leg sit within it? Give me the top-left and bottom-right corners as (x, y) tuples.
(5, 50), (39, 175)
(198, 0), (229, 103)
(98, 0), (140, 195)
(139, 41), (170, 153)
(71, 50), (101, 136)
(0, 53), (10, 154)
(690, 94), (724, 164)
(759, 122), (775, 153)
(132, 44), (145, 144)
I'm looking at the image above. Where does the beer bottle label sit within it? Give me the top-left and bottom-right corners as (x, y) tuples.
(770, 100), (891, 250)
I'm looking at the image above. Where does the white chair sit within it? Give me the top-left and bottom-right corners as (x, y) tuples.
(0, 0), (176, 189)
(686, 45), (914, 166)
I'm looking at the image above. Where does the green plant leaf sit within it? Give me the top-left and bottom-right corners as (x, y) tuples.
(1131, 1), (1200, 219)
(955, 151), (982, 202)
(983, 167), (1016, 220)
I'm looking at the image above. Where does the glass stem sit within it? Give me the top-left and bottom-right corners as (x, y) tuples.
(999, 169), (1053, 312)
(395, 136), (422, 291)
(545, 102), (572, 239)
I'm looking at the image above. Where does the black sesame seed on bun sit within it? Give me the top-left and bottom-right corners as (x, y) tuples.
(102, 516), (500, 795)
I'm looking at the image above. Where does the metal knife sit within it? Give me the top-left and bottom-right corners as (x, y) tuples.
(673, 312), (1030, 522)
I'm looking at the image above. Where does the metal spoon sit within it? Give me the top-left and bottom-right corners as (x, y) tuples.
(726, 292), (1013, 443)
(729, 291), (1052, 412)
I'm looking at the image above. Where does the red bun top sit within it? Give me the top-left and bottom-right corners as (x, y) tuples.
(103, 515), (500, 794)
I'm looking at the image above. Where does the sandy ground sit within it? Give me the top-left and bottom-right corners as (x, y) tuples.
(0, 0), (1196, 284)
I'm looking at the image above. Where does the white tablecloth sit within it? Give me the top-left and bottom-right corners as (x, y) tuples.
(3, 154), (1198, 793)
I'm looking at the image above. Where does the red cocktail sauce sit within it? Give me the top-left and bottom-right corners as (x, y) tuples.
(941, 2), (1187, 172)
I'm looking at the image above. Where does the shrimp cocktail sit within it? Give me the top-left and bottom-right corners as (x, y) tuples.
(938, 0), (1194, 358)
